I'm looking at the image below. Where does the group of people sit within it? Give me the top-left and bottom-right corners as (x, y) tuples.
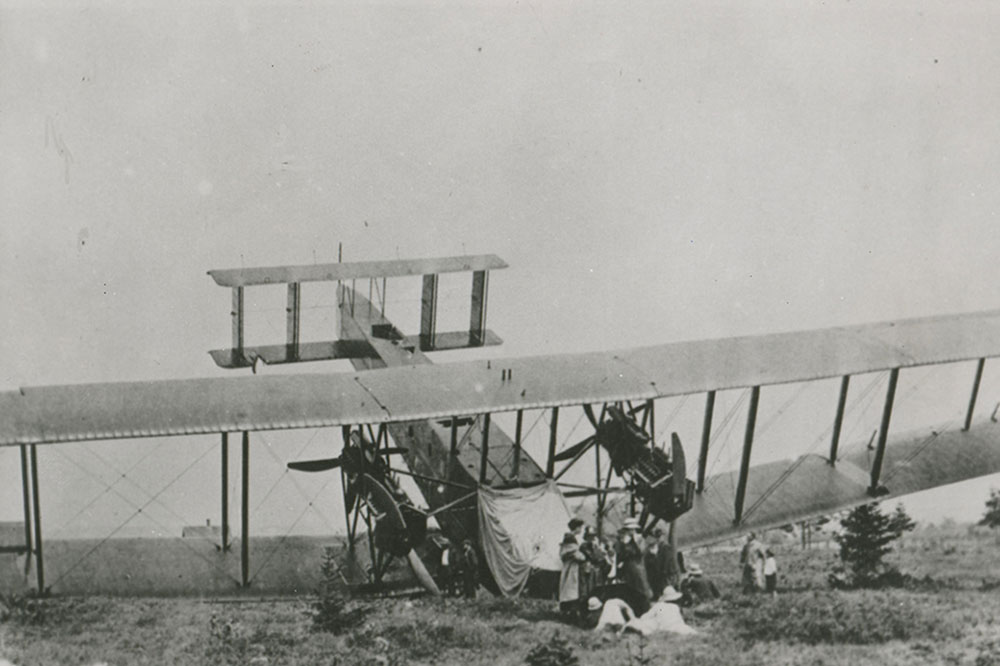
(739, 532), (778, 597)
(437, 538), (480, 598)
(558, 516), (724, 637)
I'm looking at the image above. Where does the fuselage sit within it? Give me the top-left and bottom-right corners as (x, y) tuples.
(338, 288), (548, 548)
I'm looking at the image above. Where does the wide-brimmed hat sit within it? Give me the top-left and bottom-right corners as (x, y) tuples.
(660, 585), (683, 602)
(587, 597), (602, 611)
(622, 517), (640, 530)
(687, 564), (703, 576)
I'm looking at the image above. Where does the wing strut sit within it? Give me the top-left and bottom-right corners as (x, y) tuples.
(479, 413), (492, 484)
(869, 369), (899, 495)
(697, 391), (715, 492)
(241, 431), (250, 588)
(512, 410), (524, 480)
(30, 444), (44, 594)
(18, 445), (32, 571)
(965, 358), (987, 431)
(734, 386), (761, 524)
(287, 283), (302, 361)
(546, 408), (560, 477)
(829, 376), (851, 466)
(221, 433), (230, 551)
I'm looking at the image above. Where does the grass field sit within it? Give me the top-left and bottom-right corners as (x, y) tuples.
(4, 525), (1000, 665)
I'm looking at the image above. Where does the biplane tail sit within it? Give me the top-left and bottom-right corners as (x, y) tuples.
(206, 254), (506, 369)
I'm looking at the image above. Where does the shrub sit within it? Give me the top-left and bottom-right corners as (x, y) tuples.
(311, 546), (368, 634)
(729, 591), (959, 645)
(0, 592), (46, 625)
(524, 631), (579, 666)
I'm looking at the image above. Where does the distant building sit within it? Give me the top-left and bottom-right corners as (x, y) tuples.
(182, 519), (222, 540)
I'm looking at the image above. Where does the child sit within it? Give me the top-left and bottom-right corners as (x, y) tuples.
(764, 549), (777, 598)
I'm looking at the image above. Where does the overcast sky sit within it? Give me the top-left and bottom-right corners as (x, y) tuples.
(2, 1), (1000, 541)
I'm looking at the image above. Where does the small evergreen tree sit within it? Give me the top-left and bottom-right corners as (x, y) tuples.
(979, 489), (1000, 528)
(833, 503), (904, 588)
(311, 547), (367, 633)
(888, 503), (917, 537)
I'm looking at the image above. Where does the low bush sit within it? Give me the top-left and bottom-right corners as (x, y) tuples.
(0, 592), (48, 625)
(729, 591), (961, 645)
(524, 631), (579, 666)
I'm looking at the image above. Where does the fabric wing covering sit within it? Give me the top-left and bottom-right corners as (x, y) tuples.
(477, 480), (571, 597)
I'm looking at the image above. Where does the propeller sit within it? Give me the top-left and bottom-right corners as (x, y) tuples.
(287, 447), (408, 473)
(562, 486), (631, 498)
(287, 457), (342, 472)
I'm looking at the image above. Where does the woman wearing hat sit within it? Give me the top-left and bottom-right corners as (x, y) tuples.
(559, 518), (587, 616)
(624, 585), (698, 636)
(616, 517), (653, 601)
(582, 595), (637, 633)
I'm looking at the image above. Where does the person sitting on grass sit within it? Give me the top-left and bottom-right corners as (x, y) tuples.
(581, 596), (637, 634)
(680, 563), (720, 606)
(623, 585), (698, 637)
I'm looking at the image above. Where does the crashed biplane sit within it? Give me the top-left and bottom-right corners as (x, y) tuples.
(4, 253), (1000, 597)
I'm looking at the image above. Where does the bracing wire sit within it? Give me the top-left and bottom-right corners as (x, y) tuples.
(48, 439), (239, 589)
(250, 470), (341, 583)
(46, 438), (174, 539)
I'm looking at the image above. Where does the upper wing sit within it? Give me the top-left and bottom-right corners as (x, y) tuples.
(676, 420), (1000, 549)
(208, 254), (507, 287)
(3, 308), (1000, 446)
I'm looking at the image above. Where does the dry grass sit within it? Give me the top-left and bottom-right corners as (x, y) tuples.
(3, 527), (1000, 665)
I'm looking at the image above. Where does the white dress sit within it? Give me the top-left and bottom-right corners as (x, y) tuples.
(593, 598), (636, 632)
(625, 602), (698, 636)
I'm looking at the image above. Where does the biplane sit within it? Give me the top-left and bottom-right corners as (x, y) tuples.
(4, 253), (1000, 597)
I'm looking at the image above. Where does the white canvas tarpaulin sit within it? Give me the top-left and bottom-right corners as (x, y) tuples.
(477, 480), (573, 597)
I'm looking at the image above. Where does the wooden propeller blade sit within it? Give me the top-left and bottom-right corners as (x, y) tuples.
(583, 404), (600, 429)
(287, 457), (342, 472)
(553, 436), (595, 462)
(563, 486), (630, 498)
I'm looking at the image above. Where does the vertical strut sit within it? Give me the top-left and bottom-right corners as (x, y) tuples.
(221, 433), (229, 551)
(286, 283), (301, 360)
(512, 409), (523, 480)
(869, 368), (899, 495)
(829, 375), (851, 466)
(231, 287), (244, 354)
(29, 444), (43, 594)
(697, 391), (715, 492)
(19, 445), (32, 570)
(479, 413), (491, 485)
(470, 270), (489, 346)
(734, 386), (760, 524)
(450, 418), (458, 456)
(546, 407), (560, 477)
(241, 431), (250, 588)
(595, 443), (603, 539)
(420, 274), (439, 351)
(964, 358), (986, 431)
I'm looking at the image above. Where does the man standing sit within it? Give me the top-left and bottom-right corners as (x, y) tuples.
(460, 539), (478, 599)
(617, 517), (653, 601)
(643, 528), (667, 600)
